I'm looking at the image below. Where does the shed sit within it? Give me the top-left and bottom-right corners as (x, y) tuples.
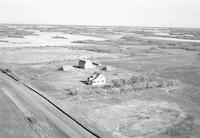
(62, 65), (74, 71)
(101, 66), (115, 71)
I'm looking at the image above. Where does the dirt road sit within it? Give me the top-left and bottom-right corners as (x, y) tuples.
(0, 71), (97, 138)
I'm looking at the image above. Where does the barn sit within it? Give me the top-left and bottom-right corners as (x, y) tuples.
(87, 72), (106, 86)
(78, 59), (94, 69)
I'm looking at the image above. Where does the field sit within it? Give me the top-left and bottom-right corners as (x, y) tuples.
(0, 24), (200, 138)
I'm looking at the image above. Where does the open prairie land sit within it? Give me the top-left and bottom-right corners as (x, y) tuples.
(0, 24), (200, 138)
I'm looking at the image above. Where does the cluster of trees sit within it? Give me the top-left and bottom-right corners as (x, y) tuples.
(110, 71), (181, 93)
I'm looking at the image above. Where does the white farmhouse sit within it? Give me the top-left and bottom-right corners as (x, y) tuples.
(87, 72), (106, 86)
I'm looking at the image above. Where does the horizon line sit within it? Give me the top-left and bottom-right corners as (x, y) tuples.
(1, 22), (200, 29)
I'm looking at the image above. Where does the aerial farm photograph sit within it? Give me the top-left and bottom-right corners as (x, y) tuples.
(0, 0), (200, 138)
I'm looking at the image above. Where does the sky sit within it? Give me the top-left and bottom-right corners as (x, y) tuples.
(0, 0), (200, 28)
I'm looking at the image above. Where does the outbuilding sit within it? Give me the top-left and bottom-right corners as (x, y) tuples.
(101, 66), (115, 71)
(62, 65), (74, 71)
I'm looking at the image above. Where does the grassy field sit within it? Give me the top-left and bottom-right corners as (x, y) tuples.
(1, 24), (200, 138)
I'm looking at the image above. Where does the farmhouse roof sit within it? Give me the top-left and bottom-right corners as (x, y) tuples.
(79, 59), (91, 62)
(88, 72), (102, 81)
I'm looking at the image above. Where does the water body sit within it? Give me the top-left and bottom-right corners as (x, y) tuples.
(143, 36), (200, 43)
(0, 31), (105, 48)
